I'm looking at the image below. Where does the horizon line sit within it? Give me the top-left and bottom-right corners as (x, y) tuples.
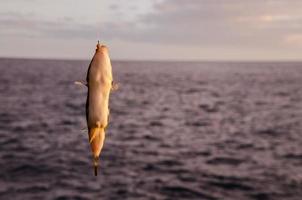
(1, 56), (302, 63)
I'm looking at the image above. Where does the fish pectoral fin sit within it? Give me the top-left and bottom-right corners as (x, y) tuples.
(74, 81), (88, 87)
(111, 81), (119, 91)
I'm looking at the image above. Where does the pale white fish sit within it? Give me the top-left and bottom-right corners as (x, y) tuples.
(77, 41), (117, 176)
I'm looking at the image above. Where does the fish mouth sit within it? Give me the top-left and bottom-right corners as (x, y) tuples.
(88, 126), (106, 176)
(96, 42), (108, 53)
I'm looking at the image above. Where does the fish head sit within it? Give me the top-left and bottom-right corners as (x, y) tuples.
(96, 42), (109, 54)
(92, 42), (112, 83)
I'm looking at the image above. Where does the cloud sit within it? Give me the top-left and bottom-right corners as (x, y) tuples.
(284, 34), (302, 47)
(0, 12), (98, 39)
(1, 0), (302, 59)
(100, 0), (302, 49)
(2, 0), (302, 48)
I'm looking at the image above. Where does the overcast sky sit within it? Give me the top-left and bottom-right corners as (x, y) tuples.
(1, 0), (302, 60)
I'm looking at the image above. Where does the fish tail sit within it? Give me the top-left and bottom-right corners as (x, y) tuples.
(88, 123), (106, 176)
(93, 156), (99, 176)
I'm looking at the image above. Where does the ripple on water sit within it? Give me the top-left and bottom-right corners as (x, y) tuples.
(1, 59), (302, 200)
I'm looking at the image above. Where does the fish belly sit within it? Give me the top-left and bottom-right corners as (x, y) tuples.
(88, 85), (109, 128)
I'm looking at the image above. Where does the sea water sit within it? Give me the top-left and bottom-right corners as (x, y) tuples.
(0, 58), (302, 200)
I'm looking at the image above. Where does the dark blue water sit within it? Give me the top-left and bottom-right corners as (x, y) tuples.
(0, 58), (302, 200)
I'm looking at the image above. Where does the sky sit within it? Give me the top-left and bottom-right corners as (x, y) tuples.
(1, 0), (302, 61)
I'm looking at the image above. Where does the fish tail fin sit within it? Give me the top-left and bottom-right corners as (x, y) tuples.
(93, 156), (99, 176)
(89, 122), (106, 176)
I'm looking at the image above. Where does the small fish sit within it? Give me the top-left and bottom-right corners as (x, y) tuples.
(78, 41), (117, 176)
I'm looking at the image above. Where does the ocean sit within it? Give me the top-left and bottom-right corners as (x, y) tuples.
(0, 58), (302, 200)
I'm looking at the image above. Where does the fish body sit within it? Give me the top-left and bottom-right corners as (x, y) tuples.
(86, 42), (113, 175)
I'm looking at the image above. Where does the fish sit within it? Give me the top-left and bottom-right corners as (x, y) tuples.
(78, 41), (117, 176)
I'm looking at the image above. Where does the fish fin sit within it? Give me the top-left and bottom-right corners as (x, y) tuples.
(89, 122), (102, 143)
(89, 128), (98, 143)
(94, 163), (98, 176)
(111, 81), (119, 91)
(104, 124), (108, 132)
(81, 127), (87, 133)
(93, 156), (99, 176)
(74, 81), (87, 87)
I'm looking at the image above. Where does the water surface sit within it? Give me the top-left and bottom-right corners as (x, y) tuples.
(0, 58), (302, 200)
